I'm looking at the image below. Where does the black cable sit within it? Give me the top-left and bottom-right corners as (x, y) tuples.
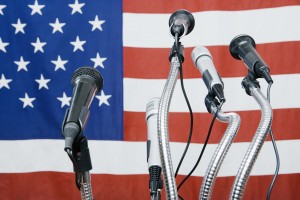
(177, 102), (223, 194)
(66, 149), (81, 190)
(173, 33), (194, 178)
(178, 194), (184, 200)
(266, 83), (280, 200)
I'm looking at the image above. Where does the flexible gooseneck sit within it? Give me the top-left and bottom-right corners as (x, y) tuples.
(80, 171), (93, 200)
(157, 55), (180, 200)
(200, 99), (240, 200)
(230, 77), (273, 200)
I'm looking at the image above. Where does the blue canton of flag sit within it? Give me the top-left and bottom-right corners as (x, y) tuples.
(0, 0), (123, 140)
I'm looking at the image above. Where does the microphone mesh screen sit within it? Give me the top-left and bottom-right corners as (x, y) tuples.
(71, 67), (103, 94)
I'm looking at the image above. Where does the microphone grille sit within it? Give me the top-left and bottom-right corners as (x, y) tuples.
(169, 9), (195, 36)
(146, 97), (160, 121)
(229, 34), (256, 60)
(71, 67), (103, 94)
(191, 46), (212, 65)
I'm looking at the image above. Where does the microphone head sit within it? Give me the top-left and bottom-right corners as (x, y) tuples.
(169, 9), (195, 38)
(229, 34), (256, 60)
(191, 46), (212, 66)
(146, 97), (160, 121)
(71, 67), (103, 95)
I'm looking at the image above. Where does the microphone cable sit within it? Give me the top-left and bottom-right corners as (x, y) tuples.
(177, 101), (223, 199)
(173, 33), (194, 178)
(266, 83), (280, 200)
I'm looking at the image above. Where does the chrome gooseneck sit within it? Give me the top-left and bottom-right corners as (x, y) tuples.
(157, 55), (180, 200)
(229, 77), (272, 200)
(80, 172), (93, 200)
(199, 96), (240, 200)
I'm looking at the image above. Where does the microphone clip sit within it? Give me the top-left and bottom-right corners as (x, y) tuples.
(169, 42), (184, 63)
(205, 91), (220, 114)
(241, 71), (261, 96)
(72, 136), (93, 173)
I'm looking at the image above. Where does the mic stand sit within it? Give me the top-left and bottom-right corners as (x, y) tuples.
(199, 93), (241, 200)
(157, 42), (184, 200)
(229, 72), (273, 200)
(62, 107), (94, 200)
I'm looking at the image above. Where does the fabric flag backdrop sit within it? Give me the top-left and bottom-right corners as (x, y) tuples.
(0, 0), (299, 199)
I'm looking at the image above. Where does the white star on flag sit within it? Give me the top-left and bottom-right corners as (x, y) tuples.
(57, 92), (71, 108)
(35, 74), (50, 90)
(11, 18), (27, 34)
(0, 37), (9, 53)
(0, 74), (12, 89)
(96, 90), (112, 106)
(19, 93), (36, 108)
(14, 56), (30, 72)
(28, 0), (45, 15)
(0, 5), (6, 15)
(70, 36), (86, 52)
(68, 0), (85, 15)
(31, 37), (47, 53)
(51, 55), (68, 71)
(89, 15), (105, 31)
(91, 53), (107, 68)
(49, 18), (66, 34)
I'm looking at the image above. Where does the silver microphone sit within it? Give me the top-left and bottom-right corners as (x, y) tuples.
(146, 97), (162, 198)
(191, 46), (225, 102)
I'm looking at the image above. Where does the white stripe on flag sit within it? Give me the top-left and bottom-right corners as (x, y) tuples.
(124, 74), (300, 112)
(0, 139), (299, 176)
(123, 6), (300, 47)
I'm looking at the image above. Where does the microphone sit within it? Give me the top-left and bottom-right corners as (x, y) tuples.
(191, 46), (225, 102)
(146, 97), (162, 198)
(169, 9), (195, 38)
(229, 34), (273, 83)
(62, 67), (103, 150)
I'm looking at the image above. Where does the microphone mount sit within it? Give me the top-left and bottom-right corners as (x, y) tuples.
(204, 91), (220, 114)
(169, 42), (184, 63)
(242, 72), (261, 96)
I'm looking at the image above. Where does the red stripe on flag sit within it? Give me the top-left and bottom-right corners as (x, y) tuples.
(124, 41), (300, 79)
(0, 172), (299, 199)
(176, 173), (300, 200)
(124, 108), (300, 143)
(124, 0), (300, 13)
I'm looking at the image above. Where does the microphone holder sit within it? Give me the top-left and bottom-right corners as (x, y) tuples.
(199, 93), (240, 200)
(157, 42), (184, 200)
(62, 107), (94, 200)
(73, 136), (93, 200)
(229, 72), (273, 200)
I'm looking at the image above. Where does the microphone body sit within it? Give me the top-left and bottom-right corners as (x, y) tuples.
(146, 97), (162, 198)
(191, 46), (225, 102)
(62, 67), (103, 150)
(229, 34), (273, 83)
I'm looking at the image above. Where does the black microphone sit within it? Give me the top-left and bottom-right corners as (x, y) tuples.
(146, 97), (162, 198)
(62, 67), (103, 150)
(169, 9), (195, 38)
(229, 34), (273, 83)
(191, 46), (225, 102)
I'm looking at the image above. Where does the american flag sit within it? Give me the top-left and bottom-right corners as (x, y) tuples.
(0, 0), (299, 199)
